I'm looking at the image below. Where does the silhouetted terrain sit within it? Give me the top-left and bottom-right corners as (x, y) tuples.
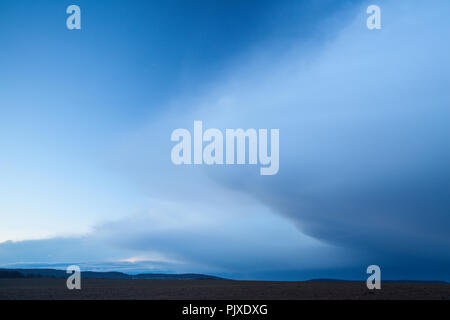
(0, 268), (223, 280)
(0, 270), (24, 279)
(0, 278), (449, 300)
(0, 268), (448, 300)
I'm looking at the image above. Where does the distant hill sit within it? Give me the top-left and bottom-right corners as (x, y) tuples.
(0, 268), (224, 280)
(133, 273), (223, 280)
(0, 270), (25, 279)
(307, 278), (448, 284)
(307, 278), (351, 282)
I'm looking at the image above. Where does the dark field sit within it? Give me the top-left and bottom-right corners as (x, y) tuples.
(0, 279), (449, 300)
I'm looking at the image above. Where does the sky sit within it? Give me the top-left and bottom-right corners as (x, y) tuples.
(0, 0), (449, 281)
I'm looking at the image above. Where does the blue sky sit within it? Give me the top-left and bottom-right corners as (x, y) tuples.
(1, 0), (450, 280)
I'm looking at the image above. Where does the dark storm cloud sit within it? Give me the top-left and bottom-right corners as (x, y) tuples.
(198, 0), (450, 279)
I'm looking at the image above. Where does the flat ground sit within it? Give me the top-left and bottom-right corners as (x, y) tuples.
(0, 279), (448, 300)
